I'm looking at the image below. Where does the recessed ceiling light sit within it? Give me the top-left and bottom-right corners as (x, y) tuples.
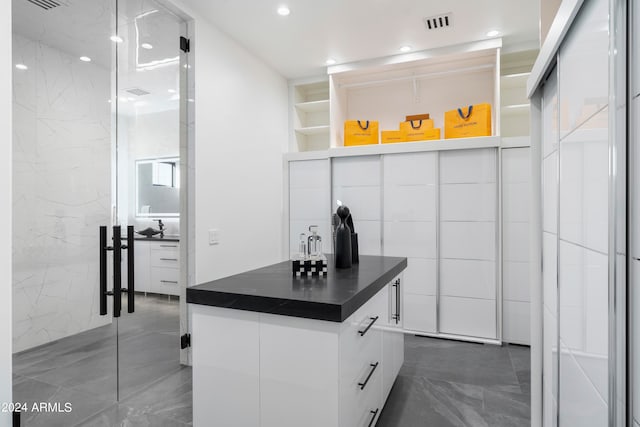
(168, 89), (176, 93)
(110, 35), (123, 43)
(141, 43), (153, 50)
(15, 64), (28, 70)
(486, 30), (501, 37)
(127, 97), (136, 101)
(277, 6), (290, 16)
(400, 46), (412, 53)
(79, 56), (91, 62)
(325, 58), (336, 65)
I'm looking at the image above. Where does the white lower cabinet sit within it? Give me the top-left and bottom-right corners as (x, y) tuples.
(134, 240), (180, 295)
(191, 279), (404, 427)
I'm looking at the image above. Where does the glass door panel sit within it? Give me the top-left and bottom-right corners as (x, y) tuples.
(114, 0), (184, 402)
(11, 0), (120, 423)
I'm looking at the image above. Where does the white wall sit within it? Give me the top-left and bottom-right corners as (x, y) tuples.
(170, 1), (289, 283)
(1, 1), (12, 424)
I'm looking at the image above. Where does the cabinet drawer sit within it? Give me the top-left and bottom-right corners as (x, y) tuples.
(150, 247), (180, 268)
(151, 267), (179, 295)
(341, 369), (382, 427)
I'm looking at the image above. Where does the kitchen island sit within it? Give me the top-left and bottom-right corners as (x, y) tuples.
(187, 255), (407, 427)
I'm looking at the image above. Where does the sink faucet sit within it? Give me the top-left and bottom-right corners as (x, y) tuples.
(154, 219), (165, 238)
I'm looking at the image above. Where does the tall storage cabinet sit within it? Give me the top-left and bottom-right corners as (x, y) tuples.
(332, 156), (381, 256)
(284, 37), (534, 346)
(288, 159), (330, 257)
(285, 140), (515, 344)
(501, 147), (531, 345)
(438, 148), (498, 339)
(383, 153), (437, 333)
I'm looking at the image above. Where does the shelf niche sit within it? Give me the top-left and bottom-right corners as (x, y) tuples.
(328, 40), (502, 148)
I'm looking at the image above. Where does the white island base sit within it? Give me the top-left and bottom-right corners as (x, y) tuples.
(191, 282), (404, 427)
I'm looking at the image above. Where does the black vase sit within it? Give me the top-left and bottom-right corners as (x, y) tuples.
(335, 206), (352, 269)
(351, 233), (359, 264)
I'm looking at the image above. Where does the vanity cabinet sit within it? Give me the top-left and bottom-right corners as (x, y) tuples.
(134, 240), (180, 296)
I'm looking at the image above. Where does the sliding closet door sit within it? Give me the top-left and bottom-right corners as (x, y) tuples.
(631, 0), (640, 425)
(383, 152), (437, 333)
(557, 0), (610, 425)
(541, 68), (559, 427)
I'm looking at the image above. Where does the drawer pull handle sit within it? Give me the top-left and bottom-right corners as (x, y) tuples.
(160, 258), (178, 261)
(358, 316), (379, 337)
(358, 362), (379, 390)
(368, 408), (379, 426)
(160, 245), (177, 248)
(160, 280), (178, 284)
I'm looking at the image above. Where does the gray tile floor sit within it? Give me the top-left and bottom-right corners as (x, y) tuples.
(377, 336), (531, 427)
(13, 294), (191, 427)
(14, 297), (530, 427)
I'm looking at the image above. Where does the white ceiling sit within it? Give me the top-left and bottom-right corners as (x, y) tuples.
(12, 0), (182, 116)
(183, 0), (541, 79)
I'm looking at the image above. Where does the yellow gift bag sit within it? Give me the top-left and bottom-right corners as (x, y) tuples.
(381, 130), (407, 144)
(400, 120), (440, 142)
(444, 104), (492, 139)
(344, 120), (379, 146)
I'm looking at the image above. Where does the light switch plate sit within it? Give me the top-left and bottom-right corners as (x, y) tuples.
(209, 229), (219, 245)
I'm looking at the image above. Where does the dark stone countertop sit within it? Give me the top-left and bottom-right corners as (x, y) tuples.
(134, 236), (180, 242)
(187, 255), (407, 322)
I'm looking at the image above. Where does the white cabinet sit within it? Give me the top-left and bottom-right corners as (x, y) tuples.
(502, 147), (531, 344)
(289, 159), (331, 256)
(191, 280), (404, 427)
(286, 143), (529, 344)
(134, 240), (180, 296)
(383, 152), (437, 333)
(439, 148), (497, 340)
(332, 156), (381, 256)
(134, 240), (151, 292)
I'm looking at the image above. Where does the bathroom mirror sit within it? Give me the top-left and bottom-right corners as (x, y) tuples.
(136, 157), (180, 217)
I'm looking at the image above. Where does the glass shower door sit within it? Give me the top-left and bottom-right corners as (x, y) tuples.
(113, 0), (186, 405)
(11, 0), (121, 423)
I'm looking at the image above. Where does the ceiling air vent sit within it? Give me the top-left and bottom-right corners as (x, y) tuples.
(26, 0), (62, 10)
(424, 13), (452, 30)
(125, 88), (151, 96)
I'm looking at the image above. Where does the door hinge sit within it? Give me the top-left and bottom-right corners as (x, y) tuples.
(180, 333), (191, 349)
(180, 36), (190, 53)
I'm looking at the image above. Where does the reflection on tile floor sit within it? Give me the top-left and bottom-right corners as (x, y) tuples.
(13, 294), (190, 427)
(15, 298), (530, 426)
(377, 336), (531, 427)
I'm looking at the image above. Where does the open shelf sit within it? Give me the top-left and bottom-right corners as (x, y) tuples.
(295, 99), (330, 113)
(290, 80), (331, 152)
(328, 40), (502, 148)
(294, 125), (330, 136)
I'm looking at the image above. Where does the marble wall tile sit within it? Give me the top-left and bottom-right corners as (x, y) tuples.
(12, 34), (112, 352)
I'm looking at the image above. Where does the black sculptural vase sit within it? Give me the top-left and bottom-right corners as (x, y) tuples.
(335, 206), (352, 269)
